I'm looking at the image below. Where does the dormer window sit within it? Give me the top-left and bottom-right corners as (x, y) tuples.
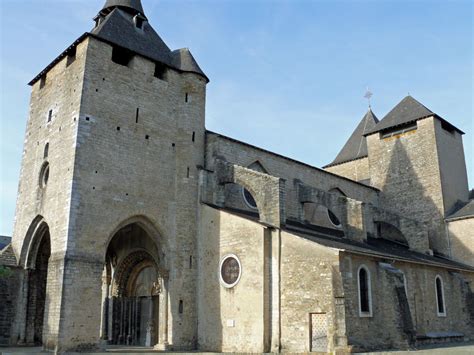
(133, 14), (146, 29)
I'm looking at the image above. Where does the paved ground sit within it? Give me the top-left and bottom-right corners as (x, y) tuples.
(355, 342), (474, 354)
(1, 342), (474, 354)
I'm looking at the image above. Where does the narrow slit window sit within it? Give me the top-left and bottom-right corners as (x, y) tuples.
(185, 93), (189, 103)
(47, 110), (53, 122)
(43, 143), (49, 159)
(435, 276), (446, 316)
(40, 75), (46, 89)
(358, 266), (372, 317)
(187, 167), (190, 178)
(192, 131), (195, 142)
(136, 108), (139, 123)
(66, 47), (77, 67)
(179, 300), (183, 314)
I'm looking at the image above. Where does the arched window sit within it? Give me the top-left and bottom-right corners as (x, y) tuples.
(39, 162), (50, 188)
(242, 187), (258, 209)
(435, 275), (446, 316)
(358, 265), (372, 317)
(327, 209), (341, 227)
(43, 143), (49, 159)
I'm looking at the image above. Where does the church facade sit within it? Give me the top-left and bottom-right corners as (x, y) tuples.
(1, 0), (473, 353)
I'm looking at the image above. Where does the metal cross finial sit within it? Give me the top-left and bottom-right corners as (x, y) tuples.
(364, 87), (373, 108)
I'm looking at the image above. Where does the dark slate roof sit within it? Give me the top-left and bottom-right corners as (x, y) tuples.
(324, 109), (379, 167)
(0, 244), (17, 267)
(204, 204), (474, 272)
(102, 0), (145, 16)
(446, 200), (474, 221)
(0, 236), (11, 250)
(364, 95), (463, 135)
(170, 48), (207, 77)
(30, 6), (208, 85)
(91, 8), (171, 65)
(91, 8), (207, 80)
(286, 226), (474, 272)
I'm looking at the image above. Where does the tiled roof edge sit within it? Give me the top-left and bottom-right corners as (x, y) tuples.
(323, 155), (368, 169)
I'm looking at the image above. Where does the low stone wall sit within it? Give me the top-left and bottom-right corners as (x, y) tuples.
(0, 265), (22, 345)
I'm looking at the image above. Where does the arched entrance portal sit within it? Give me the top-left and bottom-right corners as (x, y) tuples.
(25, 223), (51, 345)
(103, 222), (168, 347)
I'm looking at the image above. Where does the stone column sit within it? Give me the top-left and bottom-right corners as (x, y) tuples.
(270, 228), (281, 352)
(154, 274), (169, 350)
(99, 272), (110, 344)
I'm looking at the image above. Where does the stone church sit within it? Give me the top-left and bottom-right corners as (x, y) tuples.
(1, 0), (473, 353)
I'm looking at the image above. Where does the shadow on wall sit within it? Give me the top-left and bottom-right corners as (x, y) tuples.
(447, 218), (474, 267)
(198, 205), (222, 351)
(382, 139), (446, 255)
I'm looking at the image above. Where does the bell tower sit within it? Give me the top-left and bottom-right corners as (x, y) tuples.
(365, 96), (469, 255)
(12, 0), (208, 351)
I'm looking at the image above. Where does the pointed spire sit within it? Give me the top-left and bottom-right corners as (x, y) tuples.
(101, 0), (145, 17)
(324, 108), (379, 167)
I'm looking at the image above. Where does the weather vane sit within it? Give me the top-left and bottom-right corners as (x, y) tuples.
(364, 87), (373, 108)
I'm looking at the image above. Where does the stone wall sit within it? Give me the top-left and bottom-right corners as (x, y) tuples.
(280, 230), (342, 353)
(447, 218), (474, 267)
(197, 204), (266, 352)
(0, 266), (22, 345)
(206, 132), (380, 221)
(325, 157), (371, 183)
(366, 117), (447, 253)
(433, 120), (469, 214)
(52, 35), (207, 351)
(11, 31), (208, 351)
(342, 253), (474, 351)
(10, 39), (88, 349)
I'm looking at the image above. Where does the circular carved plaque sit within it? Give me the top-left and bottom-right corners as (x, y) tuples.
(219, 254), (241, 288)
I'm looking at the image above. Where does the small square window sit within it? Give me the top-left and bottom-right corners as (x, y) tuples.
(154, 62), (167, 80)
(112, 46), (134, 67)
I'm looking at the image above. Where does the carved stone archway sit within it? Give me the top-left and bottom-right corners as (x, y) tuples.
(102, 222), (169, 349)
(19, 219), (51, 346)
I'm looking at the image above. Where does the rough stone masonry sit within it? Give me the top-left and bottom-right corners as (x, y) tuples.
(1, 0), (473, 353)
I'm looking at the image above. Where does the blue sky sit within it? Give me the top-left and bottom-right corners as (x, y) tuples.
(0, 0), (472, 236)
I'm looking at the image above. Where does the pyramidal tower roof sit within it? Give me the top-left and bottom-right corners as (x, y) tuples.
(29, 0), (208, 85)
(325, 108), (379, 167)
(364, 95), (463, 136)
